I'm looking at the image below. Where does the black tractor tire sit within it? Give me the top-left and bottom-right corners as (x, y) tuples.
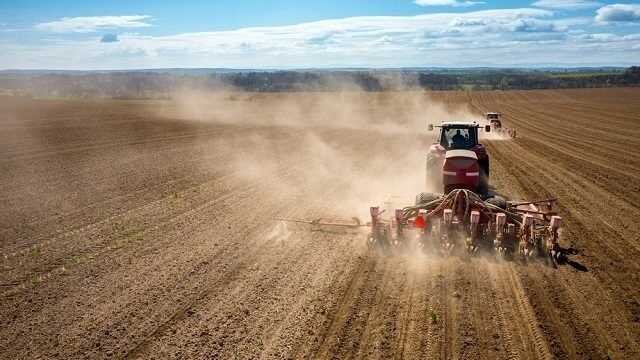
(415, 192), (441, 206)
(477, 166), (489, 196)
(485, 195), (507, 210)
(479, 158), (490, 178)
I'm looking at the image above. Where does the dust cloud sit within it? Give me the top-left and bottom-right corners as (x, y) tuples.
(0, 89), (494, 239)
(163, 90), (482, 222)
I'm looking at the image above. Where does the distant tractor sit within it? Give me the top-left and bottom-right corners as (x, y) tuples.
(426, 122), (490, 196)
(485, 112), (516, 138)
(486, 112), (502, 129)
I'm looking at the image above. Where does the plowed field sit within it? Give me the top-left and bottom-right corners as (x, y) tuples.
(1, 88), (639, 359)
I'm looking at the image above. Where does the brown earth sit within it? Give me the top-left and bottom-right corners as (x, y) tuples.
(1, 88), (639, 359)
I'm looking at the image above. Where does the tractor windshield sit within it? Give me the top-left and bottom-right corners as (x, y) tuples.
(441, 127), (477, 149)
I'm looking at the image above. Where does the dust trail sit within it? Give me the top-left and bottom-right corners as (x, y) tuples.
(157, 90), (478, 134)
(167, 91), (480, 221)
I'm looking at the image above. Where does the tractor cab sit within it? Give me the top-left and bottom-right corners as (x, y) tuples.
(440, 123), (479, 150)
(428, 122), (489, 150)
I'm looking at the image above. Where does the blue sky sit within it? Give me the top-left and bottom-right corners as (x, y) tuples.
(0, 0), (639, 69)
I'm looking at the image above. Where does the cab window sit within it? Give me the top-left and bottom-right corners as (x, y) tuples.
(441, 128), (476, 149)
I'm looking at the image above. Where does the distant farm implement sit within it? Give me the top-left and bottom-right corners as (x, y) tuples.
(486, 112), (516, 138)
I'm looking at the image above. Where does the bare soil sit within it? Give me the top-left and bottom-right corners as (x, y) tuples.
(1, 88), (639, 359)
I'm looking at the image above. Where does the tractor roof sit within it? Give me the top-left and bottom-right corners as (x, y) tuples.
(439, 121), (480, 128)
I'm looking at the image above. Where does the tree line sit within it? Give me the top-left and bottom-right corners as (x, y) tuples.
(0, 67), (638, 98)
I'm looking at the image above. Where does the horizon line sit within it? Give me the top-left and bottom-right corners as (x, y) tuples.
(0, 65), (633, 73)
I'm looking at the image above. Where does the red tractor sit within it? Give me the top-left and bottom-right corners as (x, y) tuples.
(364, 121), (564, 261)
(426, 122), (490, 196)
(276, 121), (564, 262)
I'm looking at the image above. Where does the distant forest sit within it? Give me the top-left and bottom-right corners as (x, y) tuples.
(1, 67), (638, 98)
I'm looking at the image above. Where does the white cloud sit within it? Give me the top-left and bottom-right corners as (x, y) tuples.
(35, 15), (152, 33)
(110, 8), (553, 57)
(596, 4), (640, 23)
(508, 18), (565, 32)
(449, 17), (489, 26)
(2, 8), (639, 69)
(532, 0), (601, 10)
(414, 0), (484, 8)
